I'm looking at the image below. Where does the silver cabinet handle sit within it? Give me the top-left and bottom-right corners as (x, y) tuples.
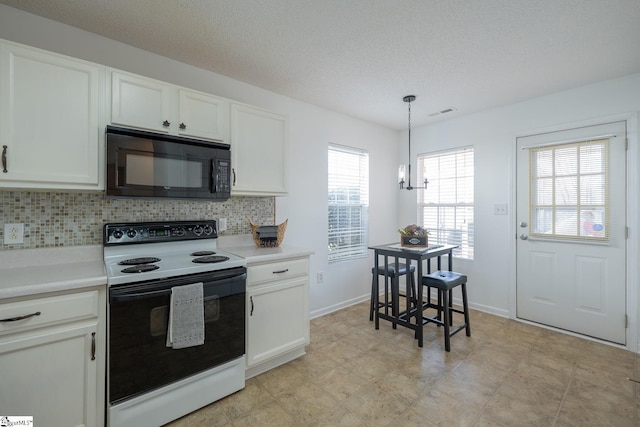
(0, 311), (41, 322)
(519, 234), (528, 240)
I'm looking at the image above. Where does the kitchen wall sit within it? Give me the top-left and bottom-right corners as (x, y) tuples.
(0, 191), (274, 250)
(398, 73), (640, 351)
(0, 5), (399, 317)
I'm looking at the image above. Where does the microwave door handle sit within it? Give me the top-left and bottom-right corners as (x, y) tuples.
(211, 160), (218, 194)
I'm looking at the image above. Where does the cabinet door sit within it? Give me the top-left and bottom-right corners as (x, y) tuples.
(0, 323), (99, 427)
(178, 89), (228, 141)
(0, 42), (103, 190)
(230, 103), (288, 195)
(111, 70), (173, 133)
(246, 277), (309, 366)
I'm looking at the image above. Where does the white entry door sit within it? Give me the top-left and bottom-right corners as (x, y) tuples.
(516, 121), (627, 344)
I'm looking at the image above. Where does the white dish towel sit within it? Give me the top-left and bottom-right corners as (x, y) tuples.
(166, 282), (205, 349)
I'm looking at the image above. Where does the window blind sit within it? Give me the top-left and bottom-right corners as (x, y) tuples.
(529, 139), (609, 240)
(328, 144), (369, 262)
(418, 146), (474, 259)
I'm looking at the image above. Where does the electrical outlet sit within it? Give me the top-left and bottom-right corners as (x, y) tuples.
(493, 204), (508, 215)
(4, 223), (24, 244)
(218, 218), (227, 232)
(317, 271), (324, 284)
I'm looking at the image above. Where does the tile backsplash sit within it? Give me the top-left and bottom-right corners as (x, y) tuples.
(0, 191), (275, 250)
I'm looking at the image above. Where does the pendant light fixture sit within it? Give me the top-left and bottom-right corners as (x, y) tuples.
(398, 95), (428, 190)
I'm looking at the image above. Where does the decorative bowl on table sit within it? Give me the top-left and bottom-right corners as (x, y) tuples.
(398, 224), (429, 248)
(249, 219), (288, 248)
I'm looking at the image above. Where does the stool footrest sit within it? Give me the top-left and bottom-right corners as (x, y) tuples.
(449, 323), (468, 338)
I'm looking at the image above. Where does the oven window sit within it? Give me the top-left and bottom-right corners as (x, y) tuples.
(149, 298), (220, 337)
(126, 152), (204, 188)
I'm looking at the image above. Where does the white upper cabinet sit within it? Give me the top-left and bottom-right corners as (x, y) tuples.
(110, 70), (228, 142)
(178, 89), (227, 141)
(110, 71), (172, 134)
(0, 40), (104, 190)
(230, 103), (289, 196)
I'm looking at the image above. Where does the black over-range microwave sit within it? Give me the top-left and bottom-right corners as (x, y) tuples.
(106, 126), (231, 200)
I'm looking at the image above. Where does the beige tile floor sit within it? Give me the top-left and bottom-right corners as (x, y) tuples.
(167, 301), (639, 426)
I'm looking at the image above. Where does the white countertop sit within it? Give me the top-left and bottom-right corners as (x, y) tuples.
(0, 237), (313, 300)
(219, 234), (314, 264)
(0, 245), (107, 300)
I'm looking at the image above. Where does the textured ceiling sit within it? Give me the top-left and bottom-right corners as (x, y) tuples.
(3, 0), (640, 129)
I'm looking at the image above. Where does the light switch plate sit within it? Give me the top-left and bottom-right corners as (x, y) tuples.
(4, 223), (24, 244)
(493, 204), (508, 215)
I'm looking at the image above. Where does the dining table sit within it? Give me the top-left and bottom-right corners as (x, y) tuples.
(368, 243), (458, 347)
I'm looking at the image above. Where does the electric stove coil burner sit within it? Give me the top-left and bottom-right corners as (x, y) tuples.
(118, 257), (161, 265)
(121, 264), (160, 273)
(192, 255), (230, 264)
(190, 251), (216, 256)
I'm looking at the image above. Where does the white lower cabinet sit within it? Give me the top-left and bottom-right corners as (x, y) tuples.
(0, 288), (105, 427)
(246, 257), (309, 378)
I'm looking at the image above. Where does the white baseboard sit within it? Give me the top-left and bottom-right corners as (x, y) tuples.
(310, 294), (370, 319)
(245, 347), (306, 379)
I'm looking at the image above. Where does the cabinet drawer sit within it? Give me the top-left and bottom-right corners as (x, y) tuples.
(0, 290), (99, 335)
(248, 258), (308, 285)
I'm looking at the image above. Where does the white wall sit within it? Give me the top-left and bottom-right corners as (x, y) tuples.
(401, 73), (640, 351)
(0, 4), (399, 317)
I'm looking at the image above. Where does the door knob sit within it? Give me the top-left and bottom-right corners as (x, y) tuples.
(519, 234), (528, 240)
(519, 221), (528, 228)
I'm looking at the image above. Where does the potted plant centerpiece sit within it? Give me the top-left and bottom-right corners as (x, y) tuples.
(398, 224), (429, 248)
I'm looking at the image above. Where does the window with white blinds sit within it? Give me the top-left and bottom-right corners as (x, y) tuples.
(529, 139), (609, 240)
(418, 146), (474, 259)
(328, 144), (369, 262)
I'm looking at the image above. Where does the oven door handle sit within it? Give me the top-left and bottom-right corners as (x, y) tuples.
(110, 288), (172, 302)
(110, 288), (241, 303)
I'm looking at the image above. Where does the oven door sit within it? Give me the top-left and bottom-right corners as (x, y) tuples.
(106, 126), (231, 200)
(108, 267), (246, 405)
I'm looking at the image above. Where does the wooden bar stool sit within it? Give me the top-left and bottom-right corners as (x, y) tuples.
(370, 263), (416, 327)
(421, 270), (470, 351)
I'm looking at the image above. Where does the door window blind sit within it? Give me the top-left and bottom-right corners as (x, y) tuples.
(328, 144), (369, 262)
(529, 139), (609, 240)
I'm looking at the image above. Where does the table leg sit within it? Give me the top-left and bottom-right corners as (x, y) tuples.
(392, 256), (399, 329)
(416, 259), (423, 347)
(374, 254), (380, 330)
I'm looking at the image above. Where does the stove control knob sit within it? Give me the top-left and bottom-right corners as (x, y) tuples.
(203, 225), (213, 235)
(112, 229), (124, 239)
(173, 227), (186, 237)
(193, 225), (203, 236)
(126, 229), (137, 239)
